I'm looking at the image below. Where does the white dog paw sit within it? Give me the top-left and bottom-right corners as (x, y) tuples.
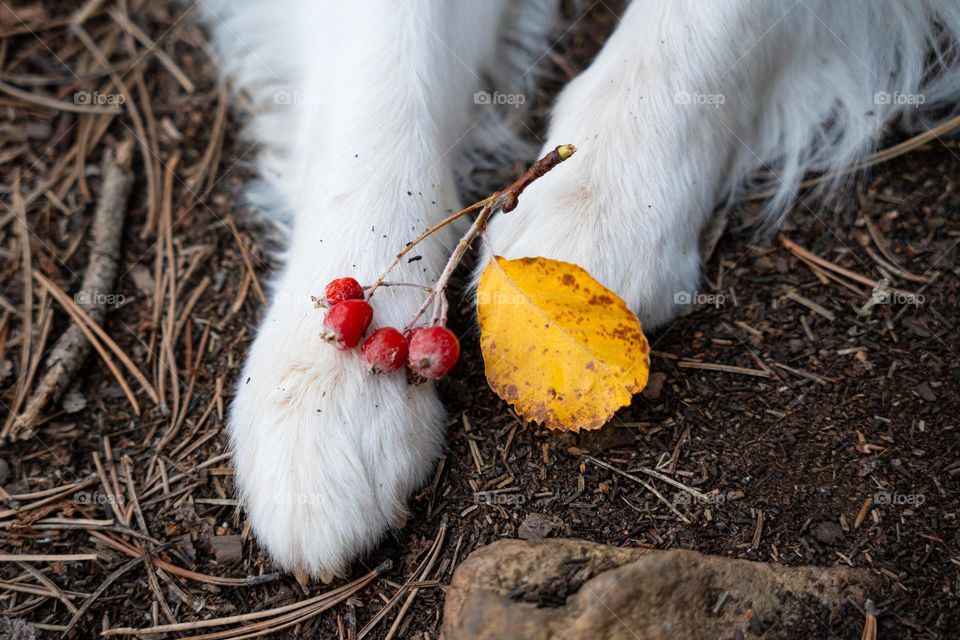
(229, 278), (445, 579)
(483, 141), (704, 330)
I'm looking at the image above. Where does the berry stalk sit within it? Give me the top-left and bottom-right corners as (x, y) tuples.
(320, 144), (576, 381)
(389, 144), (576, 330)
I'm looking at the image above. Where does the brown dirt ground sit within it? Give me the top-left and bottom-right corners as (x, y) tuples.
(1, 1), (958, 638)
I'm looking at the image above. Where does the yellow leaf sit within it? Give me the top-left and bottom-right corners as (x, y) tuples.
(477, 256), (650, 431)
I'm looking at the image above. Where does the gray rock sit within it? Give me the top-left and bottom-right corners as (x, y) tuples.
(442, 538), (874, 640)
(812, 521), (845, 545)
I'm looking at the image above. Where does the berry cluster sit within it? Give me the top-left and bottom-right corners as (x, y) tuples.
(320, 277), (460, 379)
(316, 148), (574, 384)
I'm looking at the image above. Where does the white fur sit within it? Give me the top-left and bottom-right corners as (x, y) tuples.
(206, 0), (516, 577)
(207, 0), (960, 577)
(486, 0), (960, 327)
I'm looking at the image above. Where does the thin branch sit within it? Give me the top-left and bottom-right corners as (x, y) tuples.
(367, 144), (576, 302)
(10, 141), (137, 439)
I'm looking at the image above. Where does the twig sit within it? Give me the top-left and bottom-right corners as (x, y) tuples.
(746, 113), (960, 200)
(15, 561), (78, 614)
(61, 556), (144, 636)
(677, 360), (772, 378)
(496, 144), (577, 212)
(0, 475), (99, 520)
(781, 236), (918, 299)
(384, 522), (447, 640)
(430, 203), (495, 326)
(771, 361), (833, 385)
(101, 562), (389, 637)
(1, 171), (32, 440)
(358, 524), (446, 639)
(784, 289), (836, 321)
(10, 141), (136, 439)
(860, 599), (878, 640)
(0, 79), (122, 114)
(637, 465), (711, 502)
(366, 200), (490, 298)
(32, 271), (143, 416)
(88, 530), (278, 587)
(106, 7), (195, 93)
(0, 554), (99, 562)
(582, 456), (691, 523)
(369, 144), (576, 329)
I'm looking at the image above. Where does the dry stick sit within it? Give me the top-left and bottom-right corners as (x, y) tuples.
(88, 530), (278, 587)
(860, 599), (878, 640)
(796, 255), (867, 297)
(0, 476), (97, 509)
(10, 142), (136, 439)
(1, 171), (32, 440)
(676, 360), (772, 379)
(746, 113), (960, 200)
(0, 518), (114, 530)
(0, 476), (98, 518)
(61, 556), (144, 636)
(143, 554), (177, 626)
(106, 7), (195, 93)
(366, 200), (489, 298)
(227, 217), (266, 304)
(161, 155), (182, 419)
(0, 554), (99, 562)
(358, 522), (446, 639)
(638, 465), (710, 502)
(0, 79), (122, 115)
(14, 561), (79, 615)
(582, 456), (691, 524)
(367, 144), (576, 302)
(101, 562), (388, 636)
(32, 271), (153, 412)
(383, 522), (447, 640)
(429, 203), (495, 326)
(781, 236), (918, 298)
(375, 145), (576, 333)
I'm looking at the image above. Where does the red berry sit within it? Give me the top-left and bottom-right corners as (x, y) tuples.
(321, 300), (373, 349)
(361, 327), (408, 373)
(324, 277), (364, 306)
(407, 327), (459, 378)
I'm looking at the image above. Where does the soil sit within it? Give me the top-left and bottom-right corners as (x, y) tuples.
(1, 1), (957, 638)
